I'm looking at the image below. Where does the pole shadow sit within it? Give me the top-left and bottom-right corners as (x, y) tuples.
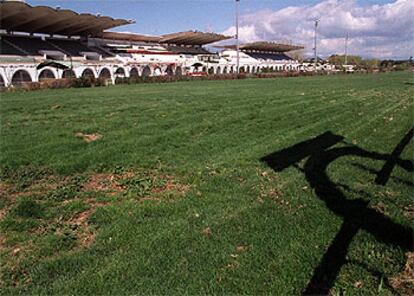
(260, 129), (414, 295)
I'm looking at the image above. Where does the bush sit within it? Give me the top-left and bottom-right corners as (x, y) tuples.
(73, 77), (95, 88)
(20, 82), (41, 91)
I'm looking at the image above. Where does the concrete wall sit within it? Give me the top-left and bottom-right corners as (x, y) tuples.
(0, 62), (186, 87)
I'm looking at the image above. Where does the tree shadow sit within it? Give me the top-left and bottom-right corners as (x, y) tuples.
(260, 129), (414, 295)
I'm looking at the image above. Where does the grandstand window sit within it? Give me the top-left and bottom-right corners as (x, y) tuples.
(115, 68), (125, 77)
(246, 66), (250, 73)
(175, 66), (183, 77)
(165, 65), (174, 76)
(129, 68), (139, 78)
(11, 70), (32, 85)
(216, 67), (221, 75)
(239, 66), (245, 73)
(39, 69), (56, 81)
(99, 68), (112, 79)
(62, 69), (76, 79)
(223, 67), (228, 74)
(142, 66), (151, 77)
(0, 75), (5, 88)
(202, 66), (207, 73)
(208, 67), (214, 75)
(81, 68), (95, 79)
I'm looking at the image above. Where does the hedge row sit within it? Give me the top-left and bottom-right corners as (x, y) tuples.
(114, 73), (247, 85)
(4, 73), (248, 92)
(3, 71), (331, 92)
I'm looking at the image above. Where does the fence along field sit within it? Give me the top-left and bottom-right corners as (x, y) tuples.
(0, 72), (413, 294)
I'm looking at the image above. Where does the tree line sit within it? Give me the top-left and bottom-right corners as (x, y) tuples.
(328, 55), (414, 72)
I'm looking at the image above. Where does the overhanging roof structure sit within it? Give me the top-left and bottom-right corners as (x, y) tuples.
(159, 31), (231, 46)
(93, 32), (161, 43)
(0, 1), (134, 36)
(217, 41), (304, 53)
(94, 30), (231, 47)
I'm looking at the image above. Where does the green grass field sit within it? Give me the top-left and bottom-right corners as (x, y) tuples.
(1, 72), (413, 295)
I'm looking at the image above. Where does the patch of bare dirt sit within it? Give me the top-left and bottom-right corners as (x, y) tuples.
(83, 173), (124, 194)
(389, 252), (414, 295)
(68, 196), (120, 248)
(402, 205), (414, 219)
(70, 208), (94, 226)
(150, 176), (190, 196)
(0, 235), (7, 251)
(67, 208), (97, 248)
(0, 182), (16, 220)
(0, 182), (12, 193)
(75, 132), (102, 143)
(371, 202), (387, 215)
(235, 245), (249, 253)
(1, 176), (67, 204)
(353, 280), (364, 289)
(201, 227), (212, 237)
(19, 176), (67, 197)
(78, 230), (96, 248)
(0, 207), (9, 220)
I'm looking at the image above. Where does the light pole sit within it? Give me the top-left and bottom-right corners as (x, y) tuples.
(235, 0), (240, 73)
(313, 19), (320, 72)
(344, 32), (349, 66)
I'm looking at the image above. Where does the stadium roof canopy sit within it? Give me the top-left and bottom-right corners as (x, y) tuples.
(93, 32), (161, 43)
(0, 1), (134, 36)
(217, 41), (304, 53)
(159, 31), (231, 46)
(93, 30), (231, 46)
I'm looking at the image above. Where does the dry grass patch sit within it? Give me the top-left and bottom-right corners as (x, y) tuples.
(75, 132), (102, 143)
(389, 252), (414, 295)
(83, 173), (124, 195)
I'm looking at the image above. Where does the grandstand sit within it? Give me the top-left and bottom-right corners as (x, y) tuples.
(0, 0), (305, 87)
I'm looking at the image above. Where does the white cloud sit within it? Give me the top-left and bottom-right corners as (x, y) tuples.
(222, 0), (414, 59)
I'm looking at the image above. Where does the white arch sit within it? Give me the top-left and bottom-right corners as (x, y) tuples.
(141, 65), (152, 77)
(12, 68), (35, 82)
(38, 68), (56, 81)
(129, 67), (140, 78)
(11, 69), (34, 85)
(114, 67), (127, 77)
(98, 67), (112, 79)
(62, 69), (76, 79)
(81, 68), (97, 78)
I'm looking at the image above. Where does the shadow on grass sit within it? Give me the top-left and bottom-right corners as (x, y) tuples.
(261, 129), (414, 295)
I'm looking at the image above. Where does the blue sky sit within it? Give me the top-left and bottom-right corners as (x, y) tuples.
(28, 0), (395, 35)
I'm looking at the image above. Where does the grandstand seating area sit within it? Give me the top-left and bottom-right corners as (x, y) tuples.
(0, 38), (26, 55)
(1, 35), (56, 55)
(0, 35), (110, 58)
(47, 39), (99, 57)
(246, 52), (292, 61)
(167, 46), (212, 55)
